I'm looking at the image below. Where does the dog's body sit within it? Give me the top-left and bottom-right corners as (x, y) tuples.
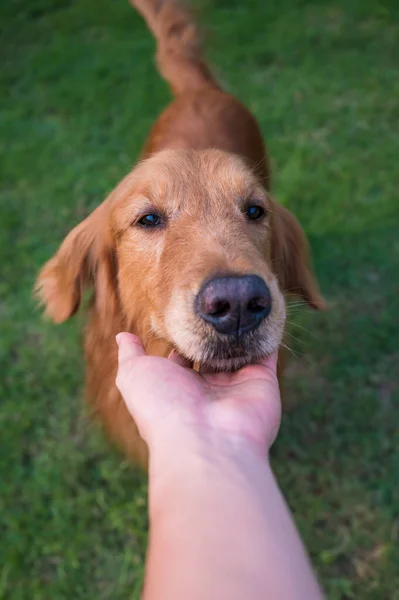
(36, 0), (324, 466)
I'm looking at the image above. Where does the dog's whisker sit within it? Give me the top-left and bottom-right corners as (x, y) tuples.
(285, 320), (320, 342)
(285, 304), (310, 311)
(280, 341), (306, 365)
(285, 298), (309, 306)
(284, 331), (309, 346)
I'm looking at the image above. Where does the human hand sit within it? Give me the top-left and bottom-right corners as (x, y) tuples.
(115, 332), (281, 456)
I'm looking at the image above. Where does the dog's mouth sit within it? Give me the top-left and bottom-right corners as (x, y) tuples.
(177, 331), (277, 372)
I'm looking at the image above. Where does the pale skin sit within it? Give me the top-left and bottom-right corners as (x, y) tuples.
(115, 332), (325, 600)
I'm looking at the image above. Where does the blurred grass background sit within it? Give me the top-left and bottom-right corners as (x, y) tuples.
(1, 0), (398, 598)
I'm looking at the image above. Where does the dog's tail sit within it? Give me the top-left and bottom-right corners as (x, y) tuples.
(129, 0), (219, 95)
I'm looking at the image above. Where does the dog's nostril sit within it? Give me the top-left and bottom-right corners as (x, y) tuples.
(247, 297), (269, 314)
(209, 299), (231, 318)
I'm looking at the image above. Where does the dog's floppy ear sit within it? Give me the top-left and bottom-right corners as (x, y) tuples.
(35, 201), (118, 326)
(271, 201), (325, 309)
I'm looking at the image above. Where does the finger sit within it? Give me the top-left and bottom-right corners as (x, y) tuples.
(167, 349), (192, 368)
(257, 350), (278, 373)
(115, 332), (146, 368)
(115, 333), (146, 401)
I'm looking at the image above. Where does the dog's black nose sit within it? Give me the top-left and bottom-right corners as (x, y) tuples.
(196, 275), (272, 336)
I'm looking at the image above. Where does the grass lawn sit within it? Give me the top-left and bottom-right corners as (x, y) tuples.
(1, 0), (398, 597)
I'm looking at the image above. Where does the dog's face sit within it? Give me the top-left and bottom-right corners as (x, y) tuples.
(116, 150), (285, 370)
(37, 149), (324, 370)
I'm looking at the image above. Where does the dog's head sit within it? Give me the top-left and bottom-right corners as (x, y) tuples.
(36, 149), (324, 370)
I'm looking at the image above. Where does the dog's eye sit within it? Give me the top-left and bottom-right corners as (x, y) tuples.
(245, 205), (265, 221)
(138, 214), (162, 228)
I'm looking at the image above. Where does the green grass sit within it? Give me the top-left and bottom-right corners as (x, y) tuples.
(1, 0), (398, 597)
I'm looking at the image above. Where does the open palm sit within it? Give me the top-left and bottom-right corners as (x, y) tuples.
(116, 333), (281, 453)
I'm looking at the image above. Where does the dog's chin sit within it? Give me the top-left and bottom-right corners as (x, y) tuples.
(175, 336), (278, 373)
(199, 354), (257, 373)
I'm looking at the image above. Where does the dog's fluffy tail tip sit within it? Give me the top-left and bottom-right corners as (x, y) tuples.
(129, 0), (218, 95)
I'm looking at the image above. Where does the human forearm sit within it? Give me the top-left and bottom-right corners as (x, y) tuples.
(144, 433), (324, 600)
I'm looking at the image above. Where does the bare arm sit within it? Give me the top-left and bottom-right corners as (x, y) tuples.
(145, 435), (323, 600)
(115, 333), (325, 600)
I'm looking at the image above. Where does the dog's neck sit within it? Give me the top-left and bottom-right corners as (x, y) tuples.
(144, 335), (173, 358)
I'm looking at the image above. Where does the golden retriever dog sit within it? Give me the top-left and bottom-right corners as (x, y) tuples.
(36, 0), (324, 466)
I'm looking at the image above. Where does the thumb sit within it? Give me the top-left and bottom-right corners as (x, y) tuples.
(115, 332), (147, 407)
(115, 332), (146, 379)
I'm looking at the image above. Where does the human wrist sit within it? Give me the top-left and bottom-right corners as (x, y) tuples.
(147, 424), (271, 508)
